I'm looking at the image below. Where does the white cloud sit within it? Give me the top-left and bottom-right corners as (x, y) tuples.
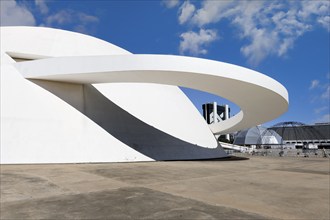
(46, 10), (99, 26)
(310, 80), (320, 90)
(321, 85), (330, 100)
(162, 0), (180, 9)
(299, 1), (329, 19)
(221, 1), (314, 65)
(318, 15), (330, 31)
(179, 28), (217, 56)
(315, 114), (330, 123)
(314, 106), (328, 114)
(46, 10), (72, 25)
(0, 0), (99, 34)
(172, 0), (330, 65)
(178, 1), (195, 25)
(313, 86), (330, 123)
(240, 29), (278, 65)
(191, 0), (233, 26)
(313, 78), (330, 123)
(309, 75), (329, 122)
(78, 13), (99, 23)
(0, 0), (36, 26)
(277, 38), (294, 57)
(45, 10), (99, 33)
(35, 0), (49, 15)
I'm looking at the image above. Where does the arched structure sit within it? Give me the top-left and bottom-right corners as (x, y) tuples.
(269, 122), (329, 148)
(233, 126), (283, 146)
(0, 26), (289, 164)
(270, 122), (326, 141)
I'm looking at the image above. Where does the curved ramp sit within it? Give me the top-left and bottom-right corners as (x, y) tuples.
(16, 54), (289, 134)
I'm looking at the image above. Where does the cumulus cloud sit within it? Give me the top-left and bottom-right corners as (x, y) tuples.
(309, 74), (330, 100)
(240, 27), (278, 65)
(299, 1), (329, 19)
(166, 0), (330, 65)
(78, 13), (99, 23)
(309, 74), (330, 122)
(321, 85), (330, 100)
(45, 10), (72, 25)
(314, 106), (328, 114)
(310, 80), (320, 90)
(45, 10), (99, 26)
(0, 0), (36, 26)
(179, 29), (217, 56)
(35, 0), (49, 15)
(194, 0), (319, 65)
(178, 1), (195, 25)
(318, 15), (330, 31)
(162, 0), (180, 9)
(0, 0), (99, 34)
(315, 114), (330, 123)
(44, 9), (99, 34)
(191, 0), (234, 27)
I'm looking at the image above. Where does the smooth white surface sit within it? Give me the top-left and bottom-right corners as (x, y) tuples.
(17, 54), (289, 134)
(0, 26), (130, 63)
(1, 26), (222, 164)
(0, 26), (216, 148)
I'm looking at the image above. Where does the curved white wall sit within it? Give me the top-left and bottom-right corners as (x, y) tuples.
(1, 26), (224, 164)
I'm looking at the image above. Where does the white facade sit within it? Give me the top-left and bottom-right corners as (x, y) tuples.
(0, 27), (289, 164)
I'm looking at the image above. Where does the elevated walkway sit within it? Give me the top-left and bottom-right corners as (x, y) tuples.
(219, 142), (251, 153)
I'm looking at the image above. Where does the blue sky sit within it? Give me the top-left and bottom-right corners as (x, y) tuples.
(1, 0), (329, 127)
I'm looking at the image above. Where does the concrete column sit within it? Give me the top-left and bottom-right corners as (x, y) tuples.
(225, 104), (230, 140)
(225, 104), (229, 120)
(213, 102), (217, 124)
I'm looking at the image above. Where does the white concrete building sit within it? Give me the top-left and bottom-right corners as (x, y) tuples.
(0, 26), (289, 164)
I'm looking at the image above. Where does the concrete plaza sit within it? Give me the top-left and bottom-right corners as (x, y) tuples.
(1, 156), (329, 219)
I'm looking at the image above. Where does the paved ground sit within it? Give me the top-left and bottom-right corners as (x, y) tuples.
(1, 156), (329, 219)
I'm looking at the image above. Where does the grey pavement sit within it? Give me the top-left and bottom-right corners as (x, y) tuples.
(1, 156), (329, 219)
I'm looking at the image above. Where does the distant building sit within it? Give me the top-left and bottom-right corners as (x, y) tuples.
(269, 122), (330, 149)
(202, 102), (230, 124)
(233, 125), (282, 148)
(202, 102), (231, 141)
